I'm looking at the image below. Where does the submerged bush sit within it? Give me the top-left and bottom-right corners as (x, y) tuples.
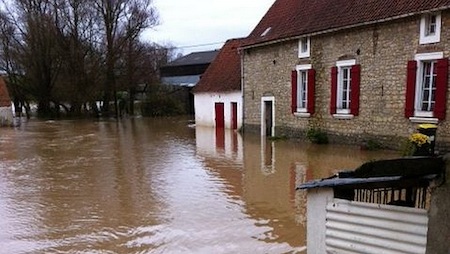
(141, 97), (185, 117)
(268, 135), (288, 141)
(362, 139), (383, 151)
(141, 85), (187, 117)
(306, 128), (329, 144)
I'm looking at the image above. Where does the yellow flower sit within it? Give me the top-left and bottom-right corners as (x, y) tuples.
(409, 133), (430, 147)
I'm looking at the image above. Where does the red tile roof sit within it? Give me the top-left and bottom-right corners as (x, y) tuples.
(0, 77), (11, 107)
(243, 0), (450, 47)
(193, 39), (243, 93)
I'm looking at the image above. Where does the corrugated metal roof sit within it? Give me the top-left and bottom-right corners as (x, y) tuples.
(298, 157), (444, 190)
(298, 174), (438, 190)
(165, 50), (219, 67)
(161, 75), (200, 87)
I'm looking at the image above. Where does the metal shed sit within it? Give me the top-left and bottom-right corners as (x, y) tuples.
(298, 157), (446, 254)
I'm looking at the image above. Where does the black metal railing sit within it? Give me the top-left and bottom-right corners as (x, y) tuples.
(352, 187), (429, 209)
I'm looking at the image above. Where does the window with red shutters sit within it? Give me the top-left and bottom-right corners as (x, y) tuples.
(292, 65), (314, 116)
(434, 58), (448, 120)
(330, 61), (359, 117)
(406, 55), (448, 121)
(330, 66), (338, 114)
(405, 61), (417, 118)
(350, 65), (361, 116)
(307, 69), (316, 114)
(291, 70), (297, 114)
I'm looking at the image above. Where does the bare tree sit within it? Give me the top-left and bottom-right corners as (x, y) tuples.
(0, 0), (164, 118)
(53, 0), (103, 116)
(12, 0), (64, 117)
(117, 41), (173, 115)
(95, 0), (158, 117)
(0, 9), (36, 117)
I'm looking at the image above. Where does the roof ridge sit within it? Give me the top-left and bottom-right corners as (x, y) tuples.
(243, 0), (450, 48)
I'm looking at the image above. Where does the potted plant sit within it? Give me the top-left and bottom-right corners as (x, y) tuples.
(409, 133), (431, 156)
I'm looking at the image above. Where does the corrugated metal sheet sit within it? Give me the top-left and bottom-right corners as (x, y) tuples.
(325, 199), (428, 254)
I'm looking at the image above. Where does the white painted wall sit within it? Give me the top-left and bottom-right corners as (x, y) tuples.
(306, 188), (334, 254)
(194, 91), (242, 129)
(0, 106), (13, 126)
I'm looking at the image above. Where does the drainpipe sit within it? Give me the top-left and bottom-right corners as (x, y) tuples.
(239, 48), (245, 132)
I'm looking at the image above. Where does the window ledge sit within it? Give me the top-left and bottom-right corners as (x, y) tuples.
(298, 53), (310, 59)
(420, 36), (440, 45)
(294, 112), (311, 118)
(409, 117), (439, 124)
(333, 114), (354, 120)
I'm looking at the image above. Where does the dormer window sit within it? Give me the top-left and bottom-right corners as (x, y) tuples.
(426, 15), (437, 36)
(298, 37), (310, 58)
(420, 13), (441, 44)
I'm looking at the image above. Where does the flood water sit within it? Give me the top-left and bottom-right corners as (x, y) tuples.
(0, 117), (399, 254)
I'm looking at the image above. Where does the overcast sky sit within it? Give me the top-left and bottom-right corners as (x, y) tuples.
(142, 0), (276, 55)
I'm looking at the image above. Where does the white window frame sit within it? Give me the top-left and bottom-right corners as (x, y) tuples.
(413, 52), (443, 120)
(335, 59), (356, 115)
(261, 96), (275, 137)
(419, 13), (441, 44)
(298, 37), (310, 58)
(295, 64), (312, 117)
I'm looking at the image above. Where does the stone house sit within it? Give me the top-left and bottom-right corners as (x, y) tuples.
(0, 76), (13, 126)
(240, 0), (450, 150)
(193, 39), (243, 130)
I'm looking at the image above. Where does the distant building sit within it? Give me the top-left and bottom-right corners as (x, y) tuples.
(160, 50), (218, 87)
(160, 50), (218, 115)
(0, 76), (13, 126)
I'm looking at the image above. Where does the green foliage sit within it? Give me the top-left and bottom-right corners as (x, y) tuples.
(141, 85), (186, 117)
(306, 128), (329, 144)
(268, 135), (288, 141)
(364, 139), (382, 151)
(401, 138), (416, 156)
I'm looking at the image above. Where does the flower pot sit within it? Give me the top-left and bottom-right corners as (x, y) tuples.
(413, 144), (431, 156)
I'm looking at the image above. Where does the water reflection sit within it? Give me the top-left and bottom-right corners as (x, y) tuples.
(261, 138), (275, 175)
(0, 118), (399, 253)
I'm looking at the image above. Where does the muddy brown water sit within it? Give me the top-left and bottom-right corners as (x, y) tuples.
(0, 117), (399, 253)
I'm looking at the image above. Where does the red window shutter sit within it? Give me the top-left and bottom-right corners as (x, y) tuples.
(434, 58), (448, 120)
(330, 67), (338, 114)
(291, 70), (297, 114)
(405, 60), (417, 118)
(350, 65), (361, 116)
(307, 69), (316, 114)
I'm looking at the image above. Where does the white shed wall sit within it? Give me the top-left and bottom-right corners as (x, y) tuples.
(306, 188), (334, 254)
(194, 92), (242, 129)
(0, 106), (13, 126)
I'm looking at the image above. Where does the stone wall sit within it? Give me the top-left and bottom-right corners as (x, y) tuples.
(243, 11), (450, 151)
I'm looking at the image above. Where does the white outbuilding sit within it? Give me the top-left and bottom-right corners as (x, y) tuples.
(0, 76), (13, 126)
(192, 38), (243, 130)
